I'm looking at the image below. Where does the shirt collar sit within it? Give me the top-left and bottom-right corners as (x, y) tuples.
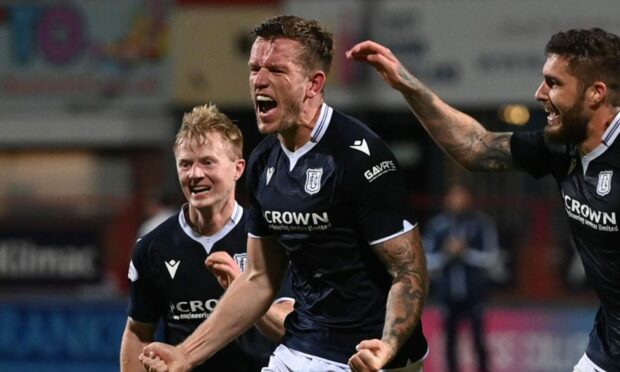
(280, 103), (333, 170)
(310, 103), (333, 143)
(178, 201), (243, 254)
(602, 110), (620, 147)
(581, 111), (620, 174)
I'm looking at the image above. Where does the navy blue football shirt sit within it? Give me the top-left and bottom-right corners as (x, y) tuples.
(511, 113), (620, 371)
(128, 203), (292, 371)
(246, 104), (428, 367)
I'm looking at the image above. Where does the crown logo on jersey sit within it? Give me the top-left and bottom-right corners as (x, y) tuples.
(350, 139), (370, 156)
(597, 170), (613, 196)
(305, 168), (323, 195)
(165, 259), (180, 279)
(266, 167), (275, 185)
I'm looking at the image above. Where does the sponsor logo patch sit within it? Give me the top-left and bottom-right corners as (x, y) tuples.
(168, 298), (219, 320)
(364, 160), (397, 182)
(563, 193), (618, 232)
(264, 210), (331, 232)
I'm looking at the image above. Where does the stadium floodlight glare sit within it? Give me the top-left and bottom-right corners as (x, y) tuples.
(498, 104), (530, 126)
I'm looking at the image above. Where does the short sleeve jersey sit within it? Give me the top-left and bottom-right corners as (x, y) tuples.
(511, 113), (620, 371)
(246, 104), (428, 366)
(128, 203), (289, 371)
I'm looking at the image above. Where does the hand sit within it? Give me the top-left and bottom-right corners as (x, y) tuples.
(205, 251), (241, 289)
(139, 352), (167, 372)
(345, 40), (412, 92)
(444, 236), (466, 257)
(140, 342), (191, 372)
(348, 339), (396, 372)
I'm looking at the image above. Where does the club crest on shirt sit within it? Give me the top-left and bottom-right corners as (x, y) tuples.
(597, 171), (613, 196)
(305, 168), (323, 195)
(233, 253), (247, 272)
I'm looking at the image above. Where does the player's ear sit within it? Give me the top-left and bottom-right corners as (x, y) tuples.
(234, 159), (246, 181)
(587, 81), (607, 106)
(307, 71), (326, 99)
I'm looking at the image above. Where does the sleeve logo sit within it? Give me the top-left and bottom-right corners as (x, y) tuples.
(266, 167), (275, 185)
(128, 260), (138, 282)
(364, 160), (397, 182)
(350, 139), (370, 156)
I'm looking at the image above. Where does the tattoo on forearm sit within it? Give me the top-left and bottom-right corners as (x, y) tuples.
(469, 132), (513, 171)
(375, 236), (427, 348)
(399, 67), (437, 118)
(394, 68), (515, 173)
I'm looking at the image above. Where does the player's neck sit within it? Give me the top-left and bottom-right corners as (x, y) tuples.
(187, 198), (236, 236)
(577, 106), (620, 155)
(278, 100), (323, 151)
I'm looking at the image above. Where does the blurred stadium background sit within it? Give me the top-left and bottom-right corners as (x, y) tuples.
(0, 0), (618, 371)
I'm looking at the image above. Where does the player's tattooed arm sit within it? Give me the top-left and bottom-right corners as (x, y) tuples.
(468, 132), (515, 171)
(372, 228), (428, 356)
(398, 69), (516, 172)
(345, 41), (517, 173)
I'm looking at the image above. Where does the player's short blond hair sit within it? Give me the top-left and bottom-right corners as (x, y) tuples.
(174, 104), (243, 160)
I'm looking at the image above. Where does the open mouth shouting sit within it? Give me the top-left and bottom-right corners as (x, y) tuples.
(544, 105), (561, 129)
(256, 94), (278, 120)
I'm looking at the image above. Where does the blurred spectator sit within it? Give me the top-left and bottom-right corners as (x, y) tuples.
(137, 192), (177, 238)
(424, 184), (499, 372)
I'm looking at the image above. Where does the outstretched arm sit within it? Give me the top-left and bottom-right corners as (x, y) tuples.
(346, 40), (516, 172)
(206, 251), (293, 341)
(140, 236), (288, 371)
(348, 228), (428, 371)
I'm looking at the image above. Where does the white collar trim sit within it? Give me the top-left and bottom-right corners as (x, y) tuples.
(582, 111), (620, 174)
(280, 103), (333, 171)
(178, 201), (243, 254)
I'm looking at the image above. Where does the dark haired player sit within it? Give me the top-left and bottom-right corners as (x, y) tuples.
(141, 15), (429, 372)
(348, 27), (620, 372)
(120, 104), (294, 372)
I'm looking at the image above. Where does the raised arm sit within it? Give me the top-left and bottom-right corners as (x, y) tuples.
(346, 40), (516, 172)
(206, 250), (294, 341)
(348, 228), (428, 371)
(140, 236), (288, 371)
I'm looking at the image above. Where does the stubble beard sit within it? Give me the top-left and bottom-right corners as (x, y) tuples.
(544, 95), (589, 145)
(256, 96), (302, 135)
